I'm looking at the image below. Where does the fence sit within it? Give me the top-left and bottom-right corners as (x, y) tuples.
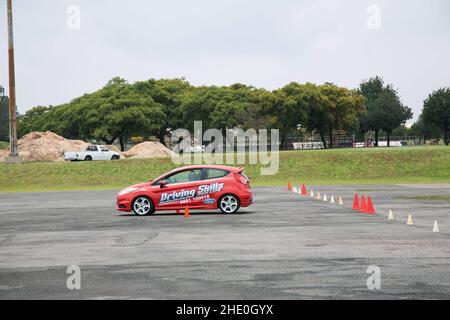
(286, 135), (426, 150)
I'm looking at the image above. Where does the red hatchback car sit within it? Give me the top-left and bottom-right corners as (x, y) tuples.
(116, 165), (253, 216)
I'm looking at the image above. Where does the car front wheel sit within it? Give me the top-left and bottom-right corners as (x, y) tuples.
(132, 196), (154, 216)
(219, 194), (240, 214)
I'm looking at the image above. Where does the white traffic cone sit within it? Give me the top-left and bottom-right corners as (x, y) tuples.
(293, 187), (298, 193)
(316, 191), (321, 200)
(433, 221), (440, 233)
(338, 197), (344, 206)
(323, 194), (328, 202)
(407, 214), (414, 226)
(310, 190), (315, 198)
(330, 195), (335, 204)
(388, 210), (394, 220)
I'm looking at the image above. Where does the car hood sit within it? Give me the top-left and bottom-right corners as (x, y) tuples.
(128, 182), (152, 189)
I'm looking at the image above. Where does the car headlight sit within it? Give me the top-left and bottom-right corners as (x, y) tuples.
(118, 187), (138, 196)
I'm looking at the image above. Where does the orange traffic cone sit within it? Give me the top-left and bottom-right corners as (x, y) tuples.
(352, 194), (360, 211)
(184, 207), (190, 218)
(365, 197), (376, 214)
(301, 184), (308, 196)
(359, 195), (367, 213)
(287, 182), (292, 192)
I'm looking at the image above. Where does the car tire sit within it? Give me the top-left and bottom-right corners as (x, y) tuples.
(218, 194), (241, 214)
(111, 155), (120, 160)
(132, 196), (155, 216)
(85, 156), (92, 161)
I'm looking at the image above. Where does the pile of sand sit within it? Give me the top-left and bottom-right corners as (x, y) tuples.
(0, 131), (89, 162)
(123, 141), (174, 159)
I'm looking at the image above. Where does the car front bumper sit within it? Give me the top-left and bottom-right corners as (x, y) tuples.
(116, 197), (132, 212)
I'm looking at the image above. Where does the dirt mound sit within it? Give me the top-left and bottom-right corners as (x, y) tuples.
(0, 131), (89, 162)
(123, 141), (174, 159)
(105, 145), (121, 153)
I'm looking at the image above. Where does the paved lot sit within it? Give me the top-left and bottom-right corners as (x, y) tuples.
(0, 185), (450, 299)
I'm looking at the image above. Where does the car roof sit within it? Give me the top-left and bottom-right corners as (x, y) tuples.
(169, 165), (243, 173)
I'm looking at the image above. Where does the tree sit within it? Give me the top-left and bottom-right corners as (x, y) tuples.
(359, 77), (413, 146)
(375, 90), (412, 147)
(133, 78), (192, 144)
(179, 84), (274, 147)
(0, 86), (9, 141)
(17, 106), (52, 138)
(422, 87), (450, 145)
(409, 114), (441, 140)
(280, 83), (365, 148)
(83, 78), (166, 151)
(317, 83), (366, 148)
(270, 82), (310, 149)
(17, 78), (166, 151)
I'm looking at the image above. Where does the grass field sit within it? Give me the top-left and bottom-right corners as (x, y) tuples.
(0, 146), (449, 192)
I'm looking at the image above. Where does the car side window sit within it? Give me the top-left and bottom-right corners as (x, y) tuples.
(165, 169), (203, 185)
(204, 169), (230, 180)
(100, 147), (109, 152)
(87, 146), (97, 152)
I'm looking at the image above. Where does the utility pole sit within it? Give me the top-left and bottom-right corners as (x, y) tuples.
(6, 0), (20, 163)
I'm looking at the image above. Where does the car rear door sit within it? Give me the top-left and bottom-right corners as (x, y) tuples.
(100, 146), (111, 160)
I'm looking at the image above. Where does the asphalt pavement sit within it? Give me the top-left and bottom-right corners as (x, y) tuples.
(1, 185), (450, 299)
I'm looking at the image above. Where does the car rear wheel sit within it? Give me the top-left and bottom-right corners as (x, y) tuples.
(111, 155), (120, 160)
(85, 155), (92, 161)
(132, 196), (154, 216)
(219, 194), (240, 214)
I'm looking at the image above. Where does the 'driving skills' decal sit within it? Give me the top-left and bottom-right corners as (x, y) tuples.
(159, 182), (224, 205)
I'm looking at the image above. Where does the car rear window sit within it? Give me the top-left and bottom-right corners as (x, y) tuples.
(240, 172), (249, 181)
(204, 169), (230, 180)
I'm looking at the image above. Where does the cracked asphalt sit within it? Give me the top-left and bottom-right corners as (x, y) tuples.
(0, 185), (449, 299)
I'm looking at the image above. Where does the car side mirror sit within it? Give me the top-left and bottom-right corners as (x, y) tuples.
(159, 180), (167, 189)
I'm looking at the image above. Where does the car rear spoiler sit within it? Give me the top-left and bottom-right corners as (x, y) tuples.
(235, 167), (245, 174)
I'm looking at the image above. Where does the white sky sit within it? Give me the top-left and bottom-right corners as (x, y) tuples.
(0, 0), (449, 123)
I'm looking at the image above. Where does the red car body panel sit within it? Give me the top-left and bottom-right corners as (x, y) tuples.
(116, 165), (253, 213)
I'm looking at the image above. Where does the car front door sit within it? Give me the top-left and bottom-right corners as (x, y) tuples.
(153, 169), (204, 210)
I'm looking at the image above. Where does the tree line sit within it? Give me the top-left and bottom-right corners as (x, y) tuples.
(1, 77), (449, 150)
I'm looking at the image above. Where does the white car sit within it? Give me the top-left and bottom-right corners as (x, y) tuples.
(64, 145), (121, 161)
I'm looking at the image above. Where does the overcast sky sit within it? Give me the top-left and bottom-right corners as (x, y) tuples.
(0, 0), (449, 123)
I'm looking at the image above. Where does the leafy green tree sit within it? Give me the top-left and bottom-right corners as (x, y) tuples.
(0, 86), (9, 141)
(17, 78), (166, 151)
(270, 82), (310, 148)
(359, 77), (413, 146)
(318, 83), (366, 148)
(133, 78), (192, 144)
(409, 114), (441, 140)
(422, 87), (450, 145)
(179, 84), (274, 145)
(281, 83), (366, 149)
(82, 78), (166, 150)
(17, 106), (52, 138)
